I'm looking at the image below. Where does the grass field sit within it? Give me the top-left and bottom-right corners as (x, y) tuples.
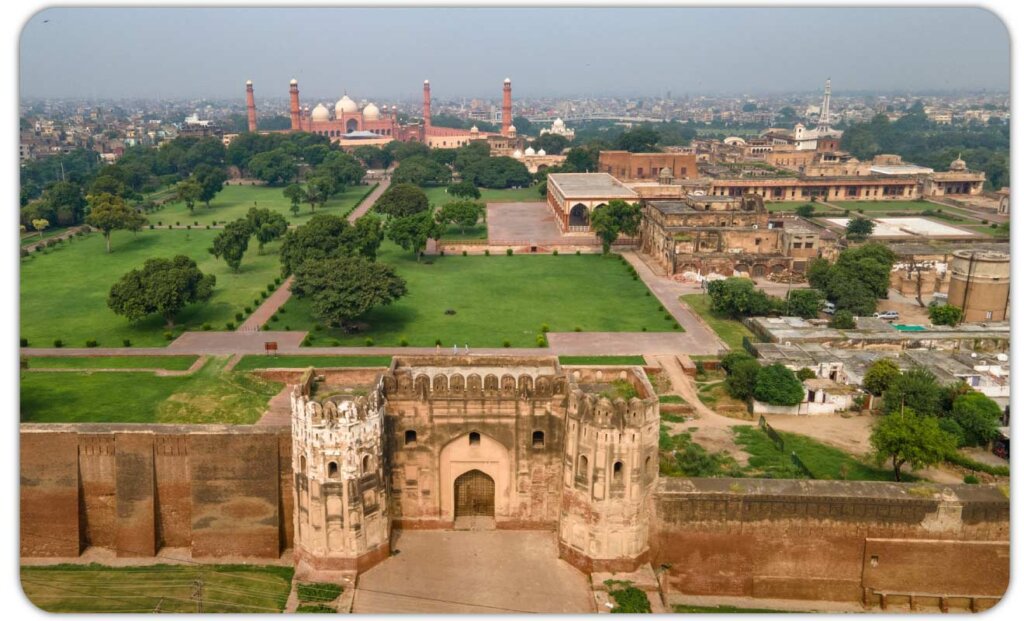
(559, 355), (647, 366)
(232, 355), (393, 371)
(283, 242), (675, 347)
(967, 223), (1010, 237)
(155, 183), (373, 226)
(20, 357), (282, 424)
(422, 185), (544, 207)
(24, 356), (199, 370)
(20, 230), (282, 347)
(21, 564), (294, 613)
(679, 294), (754, 351)
(828, 200), (939, 212)
(733, 425), (910, 481)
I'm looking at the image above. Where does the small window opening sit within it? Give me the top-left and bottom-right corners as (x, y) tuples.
(362, 455), (371, 473)
(532, 430), (545, 449)
(328, 461), (339, 479)
(469, 431), (481, 445)
(613, 461), (624, 482)
(405, 430), (417, 446)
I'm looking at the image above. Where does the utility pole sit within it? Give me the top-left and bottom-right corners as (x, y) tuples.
(191, 578), (204, 614)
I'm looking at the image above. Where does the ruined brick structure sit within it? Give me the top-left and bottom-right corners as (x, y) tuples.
(20, 357), (1009, 608)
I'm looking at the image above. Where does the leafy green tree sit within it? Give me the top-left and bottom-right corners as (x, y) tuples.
(882, 366), (943, 418)
(30, 218), (49, 241)
(279, 214), (378, 275)
(846, 216), (875, 241)
(614, 127), (659, 152)
(720, 351), (755, 373)
(39, 181), (87, 226)
(283, 183), (304, 216)
(375, 183), (430, 218)
(563, 142), (602, 172)
(107, 255), (215, 328)
(386, 140), (430, 162)
(306, 175), (337, 212)
(246, 208), (288, 254)
(291, 256), (407, 331)
(317, 151), (366, 187)
(870, 409), (956, 481)
(391, 155), (452, 186)
(829, 309), (856, 329)
(85, 193), (147, 253)
(248, 149), (298, 185)
(863, 358), (901, 396)
(950, 392), (1003, 447)
(531, 133), (571, 155)
(724, 358), (761, 401)
(447, 180), (481, 199)
(209, 219), (252, 272)
(352, 145), (393, 169)
(436, 200), (484, 234)
(796, 367), (818, 381)
(452, 141), (491, 172)
(786, 288), (823, 319)
(589, 200), (642, 254)
(174, 178), (202, 213)
(929, 304), (963, 327)
(460, 156), (531, 189)
(351, 214), (385, 260)
(192, 164), (228, 207)
(795, 204), (815, 218)
(387, 211), (443, 260)
(753, 364), (805, 406)
(707, 277), (782, 318)
(806, 258), (832, 290)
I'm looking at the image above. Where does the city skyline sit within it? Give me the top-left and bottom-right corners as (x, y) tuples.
(20, 7), (1010, 100)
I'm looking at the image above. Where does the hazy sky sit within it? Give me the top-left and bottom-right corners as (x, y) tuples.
(19, 7), (1010, 101)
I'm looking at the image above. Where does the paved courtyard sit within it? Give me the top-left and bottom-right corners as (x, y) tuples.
(352, 530), (594, 613)
(487, 201), (596, 245)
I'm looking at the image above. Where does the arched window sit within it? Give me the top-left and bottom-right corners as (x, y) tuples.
(577, 454), (589, 480)
(362, 455), (371, 473)
(532, 430), (545, 449)
(299, 455), (306, 474)
(405, 430), (417, 446)
(645, 455), (653, 476)
(469, 431), (481, 446)
(328, 461), (339, 479)
(613, 461), (624, 483)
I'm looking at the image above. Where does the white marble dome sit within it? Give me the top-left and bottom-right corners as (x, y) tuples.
(950, 155), (967, 171)
(524, 146), (535, 156)
(311, 103), (329, 122)
(512, 149), (523, 159)
(363, 103), (380, 121)
(537, 149), (546, 156)
(470, 125), (479, 133)
(335, 95), (358, 115)
(553, 118), (565, 128)
(290, 78), (298, 86)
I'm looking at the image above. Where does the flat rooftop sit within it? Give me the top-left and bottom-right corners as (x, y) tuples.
(825, 217), (977, 239)
(870, 165), (934, 176)
(749, 315), (1010, 344)
(547, 173), (638, 199)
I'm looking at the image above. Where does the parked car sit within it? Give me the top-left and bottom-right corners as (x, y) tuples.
(822, 302), (836, 315)
(874, 310), (900, 321)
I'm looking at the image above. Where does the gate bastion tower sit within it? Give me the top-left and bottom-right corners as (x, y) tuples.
(291, 370), (391, 575)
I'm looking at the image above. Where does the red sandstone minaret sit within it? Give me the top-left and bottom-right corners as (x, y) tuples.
(422, 80), (431, 133)
(289, 79), (301, 131)
(502, 78), (512, 137)
(245, 80), (257, 132)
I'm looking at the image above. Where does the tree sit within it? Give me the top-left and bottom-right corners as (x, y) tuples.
(279, 214), (379, 275)
(39, 180), (87, 225)
(306, 175), (337, 212)
(829, 309), (856, 329)
(753, 364), (805, 406)
(248, 149), (298, 185)
(107, 255), (215, 328)
(786, 288), (823, 319)
(720, 351), (755, 374)
(846, 216), (875, 241)
(460, 156), (532, 189)
(589, 200), (642, 254)
(318, 151), (366, 187)
(283, 183), (304, 216)
(85, 193), (147, 253)
(870, 409), (956, 481)
(387, 211), (443, 260)
(882, 366), (943, 418)
(391, 155), (452, 186)
(209, 219), (252, 272)
(292, 256), (407, 331)
(375, 183), (430, 218)
(246, 208), (288, 254)
(950, 392), (1002, 447)
(531, 133), (571, 155)
(350, 214), (385, 260)
(724, 358), (761, 401)
(436, 200), (484, 234)
(795, 204), (815, 218)
(806, 258), (832, 290)
(614, 127), (659, 153)
(352, 145), (393, 169)
(929, 304), (963, 327)
(174, 178), (202, 213)
(30, 218), (49, 241)
(707, 277), (782, 318)
(192, 164), (228, 207)
(796, 367), (817, 381)
(447, 180), (481, 199)
(863, 358), (901, 396)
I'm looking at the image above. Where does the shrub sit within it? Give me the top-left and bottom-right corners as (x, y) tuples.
(500, 339), (511, 347)
(484, 249), (490, 256)
(202, 323), (212, 331)
(574, 326), (582, 332)
(163, 331), (174, 341)
(270, 314), (279, 322)
(313, 323), (324, 332)
(301, 335), (312, 346)
(149, 224), (155, 230)
(400, 337), (409, 347)
(674, 322), (681, 330)
(261, 291), (269, 299)
(244, 306), (253, 314)
(991, 223), (998, 229)
(267, 283), (276, 292)
(194, 221), (198, 226)
(186, 225), (191, 230)
(158, 221), (162, 225)
(262, 324), (271, 331)
(275, 276), (282, 285)
(506, 248), (513, 255)
(329, 339), (341, 346)
(981, 219), (989, 225)
(205, 225), (210, 229)
(645, 291), (651, 296)
(552, 249), (558, 256)
(225, 322), (235, 330)
(575, 250), (581, 255)
(176, 221), (180, 226)
(365, 337), (374, 347)
(664, 313), (672, 320)
(85, 339), (99, 348)
(20, 338), (28, 347)
(604, 580), (651, 614)
(536, 334), (547, 347)
(439, 250), (445, 256)
(122, 339), (132, 347)
(53, 339), (64, 348)
(296, 582), (343, 603)
(277, 307), (286, 315)
(435, 338), (443, 346)
(641, 326), (647, 332)
(964, 474), (980, 485)
(541, 323), (550, 333)
(235, 312), (244, 322)
(462, 250), (467, 256)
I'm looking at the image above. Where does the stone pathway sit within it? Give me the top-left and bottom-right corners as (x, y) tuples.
(345, 176), (390, 222)
(21, 225), (90, 252)
(256, 385), (293, 427)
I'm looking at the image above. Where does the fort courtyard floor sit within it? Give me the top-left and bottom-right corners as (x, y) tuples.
(486, 201), (594, 245)
(352, 530), (594, 613)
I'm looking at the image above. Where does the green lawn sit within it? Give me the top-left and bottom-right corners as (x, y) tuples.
(732, 425), (911, 481)
(296, 582), (343, 603)
(829, 200), (939, 212)
(21, 564), (293, 613)
(559, 355), (647, 366)
(440, 223), (488, 241)
(422, 184), (544, 207)
(24, 356), (198, 370)
(967, 223), (1009, 237)
(154, 183), (373, 226)
(20, 229), (283, 347)
(679, 294), (754, 351)
(20, 357), (282, 424)
(284, 242), (675, 347)
(233, 355), (393, 371)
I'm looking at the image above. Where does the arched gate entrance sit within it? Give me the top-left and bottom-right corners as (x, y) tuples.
(454, 469), (495, 518)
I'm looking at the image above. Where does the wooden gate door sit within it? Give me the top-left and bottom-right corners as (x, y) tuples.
(454, 470), (495, 518)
